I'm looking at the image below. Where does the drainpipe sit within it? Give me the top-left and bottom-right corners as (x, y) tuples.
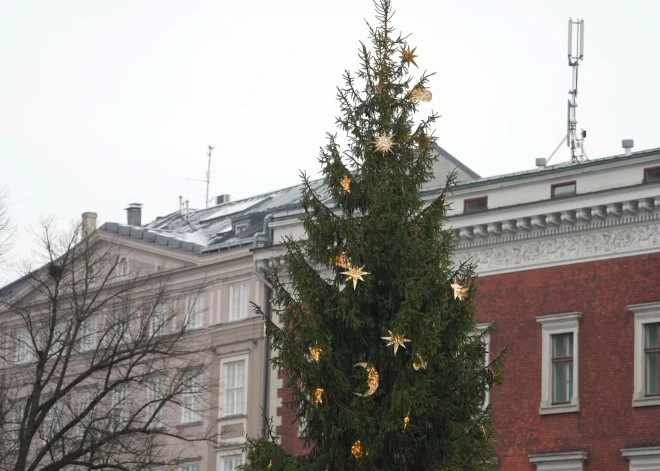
(252, 214), (274, 436)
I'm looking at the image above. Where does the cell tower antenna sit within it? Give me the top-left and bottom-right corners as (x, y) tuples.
(205, 145), (214, 208)
(547, 18), (588, 165)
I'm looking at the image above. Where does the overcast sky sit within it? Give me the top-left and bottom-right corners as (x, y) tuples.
(1, 0), (659, 281)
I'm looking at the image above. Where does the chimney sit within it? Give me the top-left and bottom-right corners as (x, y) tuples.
(622, 139), (634, 157)
(216, 194), (230, 205)
(535, 158), (547, 168)
(125, 203), (142, 226)
(81, 212), (98, 238)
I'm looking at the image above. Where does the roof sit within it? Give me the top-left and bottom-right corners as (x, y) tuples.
(432, 143), (481, 180)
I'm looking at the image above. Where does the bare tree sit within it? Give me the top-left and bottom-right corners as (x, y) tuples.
(0, 185), (15, 273)
(0, 220), (215, 471)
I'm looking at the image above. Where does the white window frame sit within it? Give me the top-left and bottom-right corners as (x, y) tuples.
(234, 223), (248, 235)
(178, 462), (199, 471)
(112, 384), (130, 428)
(51, 320), (68, 355)
(185, 293), (204, 330)
(222, 454), (243, 471)
(628, 302), (660, 407)
(80, 314), (101, 352)
(150, 301), (170, 337)
(181, 370), (203, 424)
(77, 389), (94, 438)
(622, 447), (660, 471)
(14, 328), (34, 364)
(529, 451), (587, 471)
(229, 282), (250, 321)
(475, 323), (491, 409)
(536, 312), (581, 415)
(217, 451), (245, 471)
(12, 400), (25, 441)
(147, 376), (165, 428)
(219, 354), (249, 419)
(117, 257), (129, 278)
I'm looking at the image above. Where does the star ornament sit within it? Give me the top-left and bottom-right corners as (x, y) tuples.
(341, 265), (369, 290)
(314, 387), (324, 405)
(373, 132), (394, 153)
(309, 346), (322, 363)
(451, 281), (468, 301)
(400, 45), (418, 68)
(340, 175), (351, 193)
(382, 330), (411, 356)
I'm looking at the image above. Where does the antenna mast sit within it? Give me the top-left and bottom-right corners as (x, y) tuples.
(205, 145), (214, 208)
(567, 18), (586, 162)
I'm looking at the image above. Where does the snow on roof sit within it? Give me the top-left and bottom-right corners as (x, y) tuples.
(201, 197), (270, 222)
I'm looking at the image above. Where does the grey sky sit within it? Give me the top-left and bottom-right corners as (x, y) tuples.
(1, 0), (659, 281)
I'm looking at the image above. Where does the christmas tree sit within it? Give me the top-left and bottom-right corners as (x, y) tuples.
(242, 1), (504, 469)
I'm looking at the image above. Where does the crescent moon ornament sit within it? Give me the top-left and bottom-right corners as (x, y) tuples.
(353, 362), (379, 397)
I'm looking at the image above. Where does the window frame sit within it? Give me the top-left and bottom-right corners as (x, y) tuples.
(234, 223), (248, 235)
(14, 328), (34, 364)
(117, 257), (129, 278)
(179, 462), (200, 471)
(536, 312), (582, 415)
(551, 180), (577, 198)
(622, 447), (660, 470)
(80, 314), (101, 352)
(185, 293), (204, 330)
(551, 332), (574, 405)
(229, 282), (250, 322)
(181, 370), (203, 424)
(628, 302), (660, 407)
(643, 166), (660, 183)
(219, 354), (249, 420)
(222, 455), (243, 471)
(529, 451), (587, 471)
(147, 376), (165, 429)
(463, 196), (488, 214)
(149, 301), (171, 337)
(644, 323), (660, 396)
(474, 323), (491, 409)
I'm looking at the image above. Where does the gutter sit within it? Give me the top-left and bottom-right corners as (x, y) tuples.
(251, 214), (274, 437)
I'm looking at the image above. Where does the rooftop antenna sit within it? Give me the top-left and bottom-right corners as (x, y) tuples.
(205, 145), (214, 208)
(546, 18), (588, 166)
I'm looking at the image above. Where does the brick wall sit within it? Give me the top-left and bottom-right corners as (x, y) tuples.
(478, 252), (660, 470)
(277, 252), (660, 468)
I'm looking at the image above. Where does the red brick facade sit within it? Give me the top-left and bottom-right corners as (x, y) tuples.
(277, 252), (660, 468)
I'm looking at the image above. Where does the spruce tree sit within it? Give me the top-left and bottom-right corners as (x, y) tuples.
(242, 1), (504, 469)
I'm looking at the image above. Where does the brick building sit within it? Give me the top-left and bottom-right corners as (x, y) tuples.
(261, 143), (660, 470)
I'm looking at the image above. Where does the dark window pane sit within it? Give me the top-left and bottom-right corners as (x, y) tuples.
(567, 333), (574, 356)
(647, 353), (658, 395)
(647, 324), (658, 348)
(646, 168), (660, 183)
(552, 183), (576, 198)
(552, 334), (566, 358)
(567, 361), (573, 400)
(554, 362), (566, 403)
(465, 198), (487, 214)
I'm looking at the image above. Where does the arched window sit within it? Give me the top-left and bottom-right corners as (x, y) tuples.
(118, 258), (129, 278)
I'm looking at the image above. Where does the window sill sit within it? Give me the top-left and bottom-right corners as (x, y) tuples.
(632, 394), (660, 408)
(218, 413), (247, 421)
(177, 420), (203, 429)
(539, 399), (580, 415)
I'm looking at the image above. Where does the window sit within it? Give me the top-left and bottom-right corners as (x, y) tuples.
(229, 282), (250, 321)
(147, 376), (165, 428)
(185, 293), (204, 330)
(42, 401), (62, 441)
(475, 323), (491, 409)
(14, 329), (34, 364)
(11, 400), (25, 441)
(529, 451), (587, 471)
(118, 258), (129, 277)
(149, 302), (169, 337)
(223, 456), (243, 471)
(463, 196), (488, 214)
(182, 371), (202, 423)
(112, 385), (130, 428)
(552, 333), (574, 404)
(224, 360), (246, 416)
(628, 302), (660, 407)
(644, 166), (660, 183)
(234, 223), (248, 235)
(551, 181), (576, 198)
(51, 321), (68, 354)
(536, 312), (581, 414)
(80, 315), (100, 352)
(622, 447), (660, 470)
(179, 463), (199, 471)
(77, 390), (94, 438)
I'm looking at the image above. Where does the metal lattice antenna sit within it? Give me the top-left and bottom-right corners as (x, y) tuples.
(205, 145), (214, 208)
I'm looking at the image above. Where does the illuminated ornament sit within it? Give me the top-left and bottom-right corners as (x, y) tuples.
(412, 224), (421, 236)
(451, 281), (468, 301)
(309, 346), (322, 363)
(410, 87), (432, 102)
(482, 425), (487, 436)
(353, 362), (380, 397)
(351, 440), (366, 458)
(412, 353), (427, 371)
(403, 412), (411, 430)
(333, 252), (351, 268)
(267, 460), (272, 469)
(340, 175), (351, 193)
(341, 265), (369, 290)
(373, 133), (394, 153)
(400, 45), (418, 68)
(314, 388), (324, 405)
(417, 134), (432, 150)
(382, 330), (411, 356)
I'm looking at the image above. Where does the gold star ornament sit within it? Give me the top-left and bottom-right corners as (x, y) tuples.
(410, 87), (432, 102)
(400, 45), (418, 68)
(382, 330), (411, 356)
(340, 175), (351, 193)
(412, 353), (427, 371)
(309, 346), (322, 363)
(333, 252), (351, 268)
(351, 440), (367, 458)
(314, 388), (324, 405)
(341, 265), (369, 290)
(451, 281), (468, 301)
(373, 132), (394, 153)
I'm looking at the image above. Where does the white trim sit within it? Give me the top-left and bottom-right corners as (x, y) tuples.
(184, 292), (205, 330)
(529, 451), (587, 471)
(536, 312), (582, 415)
(628, 302), (660, 407)
(219, 353), (249, 420)
(229, 282), (250, 321)
(216, 450), (245, 471)
(622, 446), (660, 470)
(217, 416), (247, 446)
(475, 323), (491, 409)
